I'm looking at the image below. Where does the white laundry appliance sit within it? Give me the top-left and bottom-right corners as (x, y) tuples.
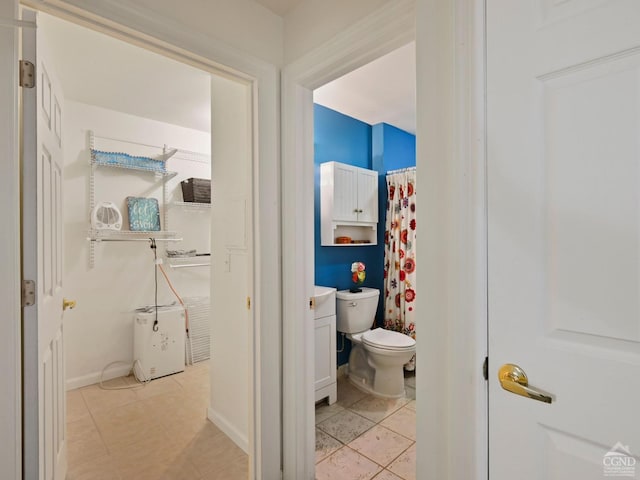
(133, 305), (186, 381)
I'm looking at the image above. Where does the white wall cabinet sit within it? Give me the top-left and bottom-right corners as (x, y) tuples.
(320, 161), (378, 246)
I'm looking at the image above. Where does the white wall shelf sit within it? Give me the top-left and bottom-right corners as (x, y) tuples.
(92, 159), (178, 178)
(167, 257), (211, 268)
(88, 229), (181, 242)
(88, 130), (181, 266)
(170, 201), (211, 209)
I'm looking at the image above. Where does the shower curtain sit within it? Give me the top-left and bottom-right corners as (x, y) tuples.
(383, 169), (417, 346)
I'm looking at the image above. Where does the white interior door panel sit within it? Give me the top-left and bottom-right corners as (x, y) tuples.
(488, 1), (640, 478)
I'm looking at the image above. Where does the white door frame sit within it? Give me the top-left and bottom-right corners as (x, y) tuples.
(0, 1), (23, 478)
(3, 0), (282, 478)
(281, 0), (488, 478)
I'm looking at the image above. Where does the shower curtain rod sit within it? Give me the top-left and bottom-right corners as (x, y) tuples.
(386, 166), (416, 175)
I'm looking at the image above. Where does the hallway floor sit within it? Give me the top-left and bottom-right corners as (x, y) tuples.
(315, 373), (416, 480)
(66, 361), (248, 480)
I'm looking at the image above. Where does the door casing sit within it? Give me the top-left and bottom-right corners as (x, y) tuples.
(281, 0), (488, 478)
(4, 0), (282, 478)
(0, 1), (23, 479)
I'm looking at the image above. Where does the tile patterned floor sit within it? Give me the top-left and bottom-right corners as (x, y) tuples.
(315, 373), (416, 480)
(66, 361), (248, 480)
(68, 362), (416, 479)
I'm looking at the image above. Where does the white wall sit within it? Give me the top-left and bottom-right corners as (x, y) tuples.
(283, 0), (393, 64)
(208, 74), (252, 453)
(63, 100), (211, 388)
(55, 0), (284, 66)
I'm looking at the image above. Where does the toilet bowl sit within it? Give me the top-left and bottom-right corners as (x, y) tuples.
(336, 288), (416, 398)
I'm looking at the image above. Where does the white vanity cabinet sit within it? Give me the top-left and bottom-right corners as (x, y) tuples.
(320, 161), (378, 246)
(314, 286), (337, 404)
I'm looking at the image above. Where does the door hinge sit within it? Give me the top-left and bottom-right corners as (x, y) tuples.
(246, 296), (251, 310)
(19, 60), (35, 88)
(482, 356), (488, 381)
(309, 296), (315, 310)
(22, 279), (36, 307)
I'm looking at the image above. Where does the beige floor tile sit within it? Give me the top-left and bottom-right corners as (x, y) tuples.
(67, 416), (109, 465)
(315, 401), (346, 424)
(317, 410), (375, 444)
(128, 375), (182, 400)
(336, 377), (369, 408)
(66, 453), (121, 480)
(80, 379), (137, 415)
(199, 455), (249, 480)
(348, 425), (413, 467)
(348, 395), (409, 423)
(182, 419), (226, 447)
(163, 414), (220, 448)
(92, 401), (167, 449)
(316, 446), (382, 480)
(68, 366), (219, 479)
(109, 424), (192, 474)
(316, 428), (343, 464)
(405, 400), (416, 412)
(168, 418), (229, 454)
(186, 428), (248, 476)
(379, 406), (416, 441)
(373, 469), (405, 480)
(177, 377), (210, 397)
(155, 459), (203, 480)
(140, 389), (208, 422)
(174, 363), (210, 388)
(114, 448), (200, 480)
(67, 389), (92, 424)
(387, 443), (416, 480)
(109, 424), (175, 459)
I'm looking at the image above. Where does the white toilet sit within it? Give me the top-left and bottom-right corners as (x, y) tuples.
(336, 287), (416, 398)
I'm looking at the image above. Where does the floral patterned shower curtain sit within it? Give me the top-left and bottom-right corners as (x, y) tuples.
(383, 169), (417, 341)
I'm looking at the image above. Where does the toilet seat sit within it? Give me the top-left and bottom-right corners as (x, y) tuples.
(361, 328), (415, 351)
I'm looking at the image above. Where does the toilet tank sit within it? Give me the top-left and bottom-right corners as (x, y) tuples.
(336, 288), (380, 334)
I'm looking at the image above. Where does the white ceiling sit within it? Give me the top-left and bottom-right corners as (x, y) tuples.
(41, 12), (415, 137)
(40, 13), (211, 132)
(314, 42), (416, 135)
(253, 0), (302, 16)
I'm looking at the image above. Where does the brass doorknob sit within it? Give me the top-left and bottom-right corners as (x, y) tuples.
(62, 298), (77, 311)
(498, 363), (553, 404)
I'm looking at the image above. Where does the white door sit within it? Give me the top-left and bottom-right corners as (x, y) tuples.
(488, 1), (640, 478)
(21, 9), (67, 480)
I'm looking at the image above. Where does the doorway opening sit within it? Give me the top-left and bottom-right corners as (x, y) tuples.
(24, 9), (255, 479)
(310, 42), (418, 477)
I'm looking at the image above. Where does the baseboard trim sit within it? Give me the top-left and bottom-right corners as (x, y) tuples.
(207, 406), (249, 454)
(65, 364), (131, 391)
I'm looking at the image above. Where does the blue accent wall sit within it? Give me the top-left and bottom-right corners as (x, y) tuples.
(372, 123), (416, 173)
(314, 105), (377, 366)
(314, 105), (416, 366)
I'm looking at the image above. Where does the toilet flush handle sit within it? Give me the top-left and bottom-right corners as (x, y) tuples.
(349, 302), (357, 307)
